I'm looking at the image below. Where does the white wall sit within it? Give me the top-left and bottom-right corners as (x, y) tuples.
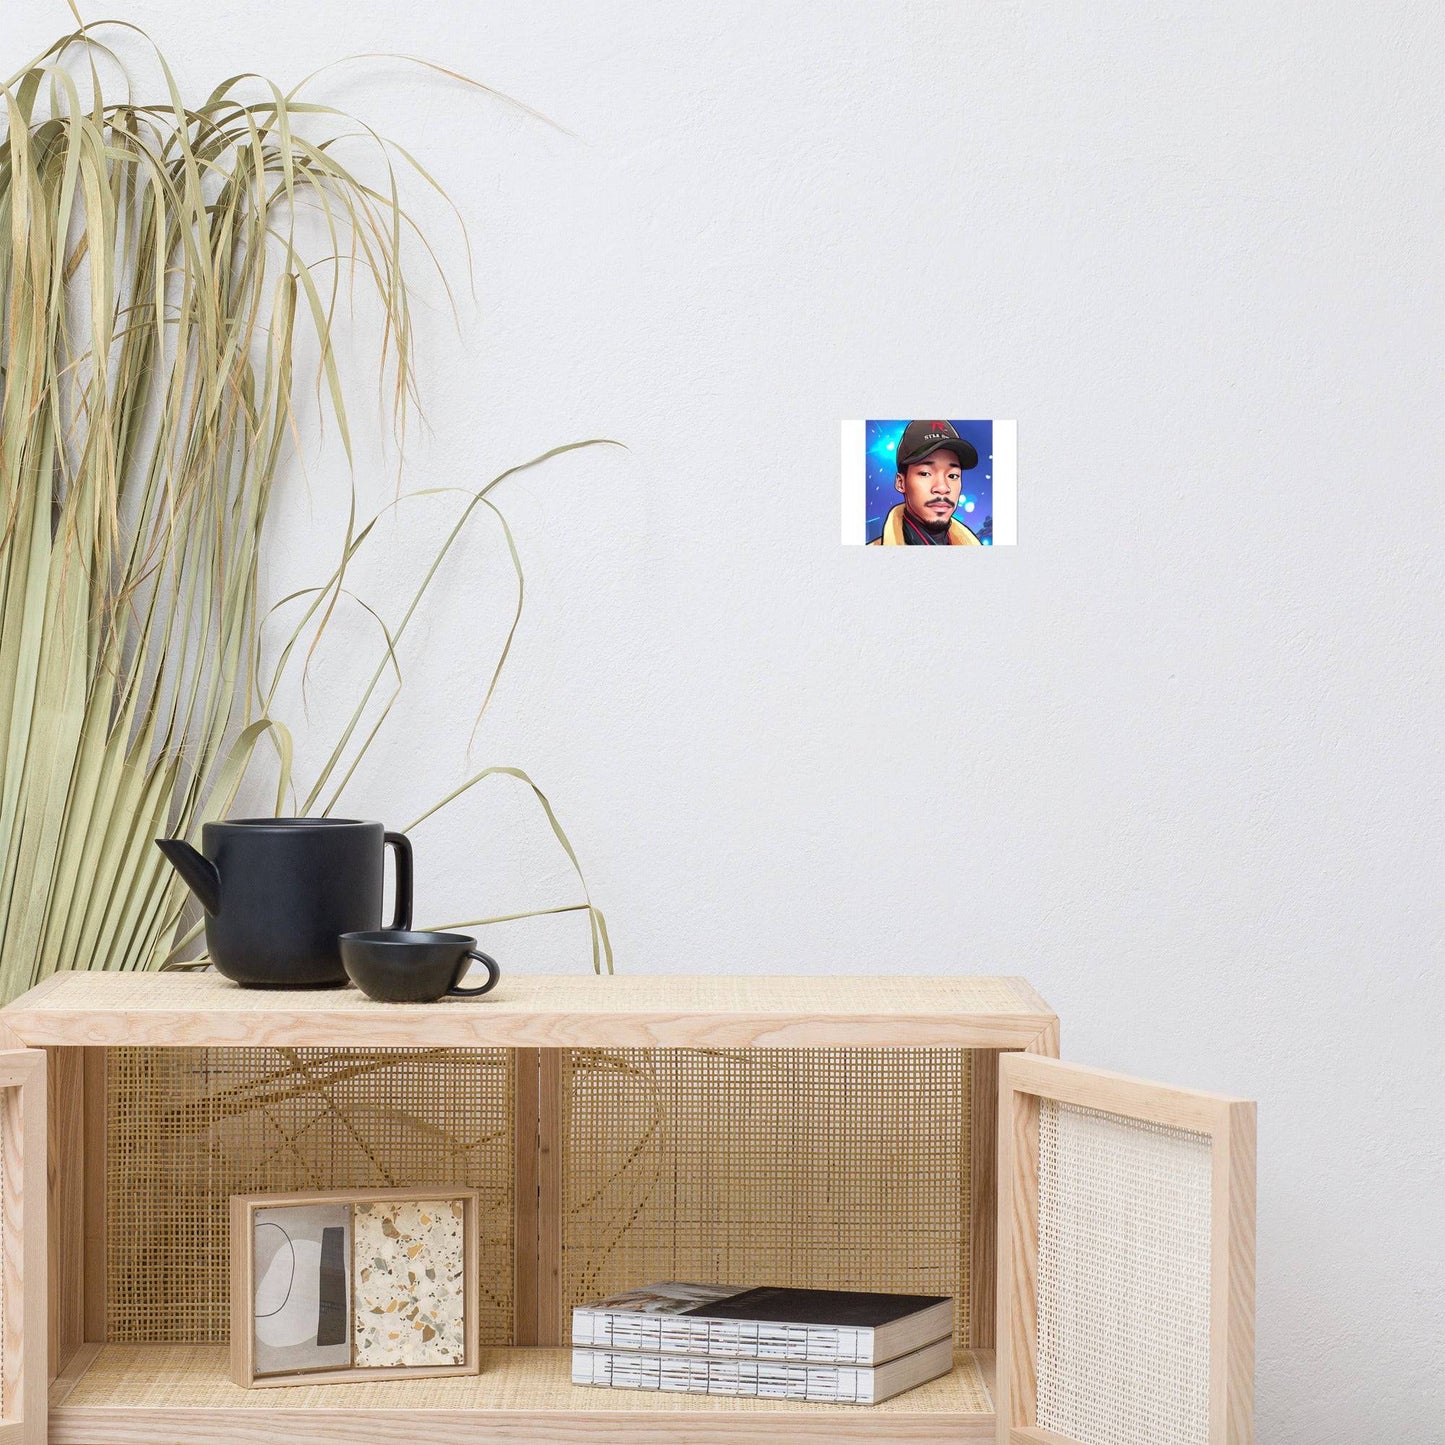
(13, 1), (1442, 1435)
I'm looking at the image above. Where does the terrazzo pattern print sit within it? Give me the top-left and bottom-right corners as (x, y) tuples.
(352, 1198), (467, 1367)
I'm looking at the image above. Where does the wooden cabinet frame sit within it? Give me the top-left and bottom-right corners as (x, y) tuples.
(0, 972), (1253, 1444)
(0, 1049), (46, 1445)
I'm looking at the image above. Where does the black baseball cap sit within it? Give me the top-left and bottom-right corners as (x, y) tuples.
(895, 419), (978, 472)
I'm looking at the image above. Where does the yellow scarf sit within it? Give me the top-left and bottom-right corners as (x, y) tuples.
(869, 504), (981, 545)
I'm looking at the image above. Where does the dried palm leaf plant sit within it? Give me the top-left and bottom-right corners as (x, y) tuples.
(0, 19), (612, 1002)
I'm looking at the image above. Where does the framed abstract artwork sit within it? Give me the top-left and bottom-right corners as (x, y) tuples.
(230, 1186), (481, 1387)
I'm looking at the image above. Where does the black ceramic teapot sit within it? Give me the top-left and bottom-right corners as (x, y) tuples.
(156, 818), (412, 988)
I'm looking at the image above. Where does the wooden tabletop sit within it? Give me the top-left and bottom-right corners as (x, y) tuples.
(2, 971), (1056, 1050)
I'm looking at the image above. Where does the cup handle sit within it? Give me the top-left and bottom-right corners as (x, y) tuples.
(448, 950), (500, 998)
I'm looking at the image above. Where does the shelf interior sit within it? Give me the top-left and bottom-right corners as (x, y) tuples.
(53, 1344), (994, 1417)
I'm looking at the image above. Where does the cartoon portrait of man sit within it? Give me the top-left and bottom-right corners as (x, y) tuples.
(869, 419), (982, 545)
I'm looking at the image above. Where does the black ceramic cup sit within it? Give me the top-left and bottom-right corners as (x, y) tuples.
(338, 930), (501, 1003)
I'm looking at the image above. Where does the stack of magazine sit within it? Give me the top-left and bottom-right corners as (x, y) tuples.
(571, 1281), (955, 1405)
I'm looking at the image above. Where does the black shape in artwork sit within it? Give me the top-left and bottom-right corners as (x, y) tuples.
(316, 1225), (347, 1346)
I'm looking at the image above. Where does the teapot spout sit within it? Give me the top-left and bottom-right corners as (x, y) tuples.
(155, 838), (221, 915)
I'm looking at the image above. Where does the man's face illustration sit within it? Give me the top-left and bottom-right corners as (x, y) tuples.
(897, 447), (964, 527)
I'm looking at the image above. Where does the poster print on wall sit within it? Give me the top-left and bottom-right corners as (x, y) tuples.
(839, 420), (1017, 545)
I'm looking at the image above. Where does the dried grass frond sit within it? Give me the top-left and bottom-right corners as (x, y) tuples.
(0, 21), (613, 1000)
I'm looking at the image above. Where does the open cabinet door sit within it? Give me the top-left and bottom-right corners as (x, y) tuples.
(997, 1054), (1254, 1445)
(0, 1050), (44, 1445)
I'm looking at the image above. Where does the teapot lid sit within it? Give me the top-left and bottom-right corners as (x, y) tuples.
(211, 817), (380, 829)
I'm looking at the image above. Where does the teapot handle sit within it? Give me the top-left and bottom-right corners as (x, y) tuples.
(384, 831), (413, 931)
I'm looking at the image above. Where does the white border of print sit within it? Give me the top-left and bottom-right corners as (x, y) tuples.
(840, 419), (1017, 546)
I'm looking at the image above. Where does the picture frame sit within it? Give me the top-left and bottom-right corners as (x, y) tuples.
(229, 1186), (481, 1388)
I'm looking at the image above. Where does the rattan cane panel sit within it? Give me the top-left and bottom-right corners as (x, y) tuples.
(105, 1048), (513, 1344)
(1037, 1100), (1212, 1445)
(24, 971), (1039, 1016)
(560, 1048), (972, 1344)
(60, 1344), (993, 1413)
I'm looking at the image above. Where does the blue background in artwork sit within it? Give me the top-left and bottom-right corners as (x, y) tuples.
(865, 419), (994, 543)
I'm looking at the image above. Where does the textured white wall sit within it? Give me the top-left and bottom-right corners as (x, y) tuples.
(13, 1), (1443, 1435)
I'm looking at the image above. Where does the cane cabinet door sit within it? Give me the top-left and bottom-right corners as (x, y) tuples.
(0, 1050), (45, 1445)
(996, 1054), (1254, 1445)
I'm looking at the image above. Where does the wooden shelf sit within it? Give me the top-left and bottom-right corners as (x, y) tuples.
(3, 971), (1056, 1050)
(49, 1344), (997, 1443)
(16, 975), (1059, 1443)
